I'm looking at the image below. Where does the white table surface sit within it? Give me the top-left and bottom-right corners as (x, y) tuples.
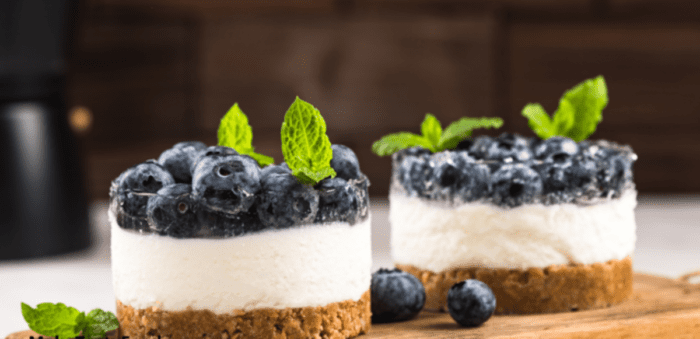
(2, 196), (700, 336)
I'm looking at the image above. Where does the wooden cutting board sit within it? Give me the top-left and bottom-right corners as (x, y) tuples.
(8, 273), (700, 339)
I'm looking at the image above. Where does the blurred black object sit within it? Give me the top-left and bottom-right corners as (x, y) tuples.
(0, 0), (90, 259)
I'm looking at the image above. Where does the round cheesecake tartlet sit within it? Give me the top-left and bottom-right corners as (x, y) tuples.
(389, 135), (637, 314)
(110, 141), (371, 339)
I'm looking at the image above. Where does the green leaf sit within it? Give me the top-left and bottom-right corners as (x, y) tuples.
(557, 75), (608, 141)
(437, 117), (504, 151)
(552, 98), (575, 136)
(22, 302), (85, 339)
(82, 309), (119, 339)
(247, 152), (275, 167)
(218, 103), (253, 151)
(521, 103), (555, 140)
(217, 103), (274, 167)
(281, 97), (337, 185)
(420, 113), (442, 147)
(371, 132), (433, 156)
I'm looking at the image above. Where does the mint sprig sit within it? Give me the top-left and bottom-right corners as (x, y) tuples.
(218, 103), (274, 167)
(281, 97), (337, 185)
(22, 302), (118, 339)
(521, 75), (608, 141)
(372, 114), (503, 156)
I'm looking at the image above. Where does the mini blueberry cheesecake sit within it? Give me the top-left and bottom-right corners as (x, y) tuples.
(373, 76), (637, 314)
(110, 98), (371, 339)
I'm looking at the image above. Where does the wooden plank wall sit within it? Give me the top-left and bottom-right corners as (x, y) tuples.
(69, 0), (700, 200)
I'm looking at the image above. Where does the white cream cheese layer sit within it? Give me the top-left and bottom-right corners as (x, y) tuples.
(110, 212), (371, 313)
(390, 191), (636, 272)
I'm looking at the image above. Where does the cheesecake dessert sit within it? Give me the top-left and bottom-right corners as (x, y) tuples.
(375, 76), (637, 314)
(110, 98), (372, 338)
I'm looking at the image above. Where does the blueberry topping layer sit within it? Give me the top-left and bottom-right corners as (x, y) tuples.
(392, 135), (636, 207)
(110, 142), (370, 238)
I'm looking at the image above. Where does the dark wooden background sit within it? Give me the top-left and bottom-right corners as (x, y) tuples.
(67, 0), (700, 201)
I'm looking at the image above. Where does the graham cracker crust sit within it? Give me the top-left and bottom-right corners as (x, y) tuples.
(116, 290), (370, 339)
(397, 257), (633, 314)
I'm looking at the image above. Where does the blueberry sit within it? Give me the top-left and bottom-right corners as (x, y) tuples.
(427, 151), (490, 202)
(111, 161), (175, 230)
(484, 133), (533, 162)
(256, 172), (319, 229)
(447, 279), (496, 327)
(534, 136), (579, 164)
(353, 174), (371, 220)
(190, 145), (239, 174)
(261, 162), (292, 178)
(314, 177), (361, 224)
(467, 135), (493, 160)
(391, 147), (431, 167)
(396, 154), (432, 197)
(596, 148), (635, 197)
(146, 184), (198, 238)
(197, 208), (263, 237)
(330, 144), (361, 181)
(192, 154), (261, 215)
(371, 268), (425, 323)
(158, 141), (207, 183)
(490, 163), (543, 207)
(173, 141), (207, 150)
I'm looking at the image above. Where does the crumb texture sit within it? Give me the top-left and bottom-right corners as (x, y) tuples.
(116, 290), (370, 339)
(398, 257), (633, 314)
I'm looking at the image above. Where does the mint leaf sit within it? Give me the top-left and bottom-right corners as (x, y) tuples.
(420, 114), (442, 147)
(218, 103), (274, 167)
(281, 97), (337, 185)
(437, 117), (503, 151)
(247, 152), (275, 167)
(371, 132), (432, 157)
(521, 103), (555, 140)
(558, 75), (608, 141)
(552, 98), (575, 136)
(22, 302), (85, 339)
(218, 103), (252, 151)
(82, 308), (119, 339)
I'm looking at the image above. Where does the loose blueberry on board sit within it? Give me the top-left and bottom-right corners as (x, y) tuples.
(192, 154), (261, 215)
(490, 163), (543, 207)
(534, 136), (579, 164)
(112, 161), (175, 230)
(190, 145), (239, 174)
(256, 171), (319, 229)
(370, 268), (426, 323)
(146, 184), (199, 238)
(483, 133), (533, 162)
(447, 279), (496, 327)
(330, 144), (361, 180)
(315, 177), (361, 224)
(158, 141), (207, 183)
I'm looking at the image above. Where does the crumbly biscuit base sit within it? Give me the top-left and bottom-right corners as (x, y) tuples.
(397, 257), (633, 314)
(116, 290), (370, 339)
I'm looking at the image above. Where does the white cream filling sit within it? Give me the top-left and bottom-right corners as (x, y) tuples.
(110, 211), (371, 313)
(390, 191), (636, 272)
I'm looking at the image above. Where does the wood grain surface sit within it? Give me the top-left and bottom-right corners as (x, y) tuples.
(7, 273), (700, 339)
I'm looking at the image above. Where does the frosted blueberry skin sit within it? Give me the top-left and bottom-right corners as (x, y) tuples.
(391, 135), (636, 207)
(110, 143), (370, 238)
(110, 160), (175, 231)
